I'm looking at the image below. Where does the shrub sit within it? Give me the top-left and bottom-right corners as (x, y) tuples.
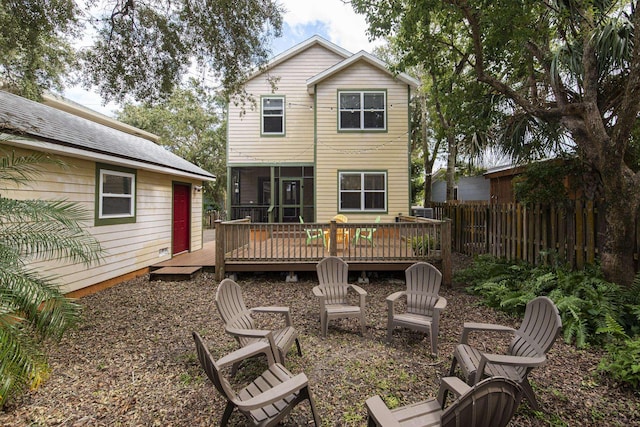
(598, 337), (640, 389)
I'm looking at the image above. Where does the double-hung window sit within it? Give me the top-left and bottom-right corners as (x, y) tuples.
(261, 96), (285, 135)
(339, 91), (386, 131)
(339, 171), (387, 212)
(96, 164), (136, 225)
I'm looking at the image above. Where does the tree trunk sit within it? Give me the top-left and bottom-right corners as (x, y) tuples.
(446, 134), (456, 201)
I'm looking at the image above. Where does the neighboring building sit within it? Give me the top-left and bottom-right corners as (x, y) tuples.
(0, 90), (215, 295)
(226, 35), (420, 223)
(431, 174), (490, 203)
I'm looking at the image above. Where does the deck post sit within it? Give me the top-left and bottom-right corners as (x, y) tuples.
(329, 220), (338, 256)
(441, 219), (452, 286)
(214, 220), (225, 281)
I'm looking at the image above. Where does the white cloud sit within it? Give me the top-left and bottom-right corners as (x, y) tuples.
(276, 0), (382, 53)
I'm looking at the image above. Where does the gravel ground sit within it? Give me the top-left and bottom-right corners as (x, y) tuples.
(1, 257), (639, 426)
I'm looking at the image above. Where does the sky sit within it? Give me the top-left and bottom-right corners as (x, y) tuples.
(64, 0), (382, 117)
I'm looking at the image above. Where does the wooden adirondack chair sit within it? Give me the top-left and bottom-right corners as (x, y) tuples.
(448, 296), (562, 410)
(215, 278), (302, 365)
(192, 332), (321, 427)
(366, 376), (522, 427)
(386, 262), (447, 356)
(313, 256), (367, 337)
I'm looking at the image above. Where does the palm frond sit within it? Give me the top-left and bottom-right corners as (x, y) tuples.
(0, 148), (66, 189)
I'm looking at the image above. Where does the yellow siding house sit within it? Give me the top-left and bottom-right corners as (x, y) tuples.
(227, 35), (419, 224)
(0, 91), (215, 295)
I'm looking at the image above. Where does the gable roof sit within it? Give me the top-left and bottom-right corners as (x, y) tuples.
(306, 50), (420, 94)
(267, 35), (352, 70)
(0, 91), (215, 181)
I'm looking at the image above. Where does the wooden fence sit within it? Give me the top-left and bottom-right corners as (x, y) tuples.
(429, 200), (622, 270)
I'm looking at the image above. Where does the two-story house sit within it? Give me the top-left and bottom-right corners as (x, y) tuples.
(227, 35), (419, 224)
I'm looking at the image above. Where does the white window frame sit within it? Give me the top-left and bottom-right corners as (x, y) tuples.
(339, 171), (387, 212)
(98, 169), (135, 219)
(261, 96), (285, 135)
(338, 90), (386, 131)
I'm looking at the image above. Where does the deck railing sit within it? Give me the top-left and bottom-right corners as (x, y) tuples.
(214, 216), (451, 284)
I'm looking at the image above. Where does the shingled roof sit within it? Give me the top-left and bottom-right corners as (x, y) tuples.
(0, 91), (215, 180)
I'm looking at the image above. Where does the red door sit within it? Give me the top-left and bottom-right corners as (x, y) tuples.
(173, 184), (191, 254)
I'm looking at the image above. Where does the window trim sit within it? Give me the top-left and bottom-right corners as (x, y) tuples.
(338, 171), (387, 212)
(338, 90), (387, 132)
(95, 163), (137, 226)
(261, 95), (286, 136)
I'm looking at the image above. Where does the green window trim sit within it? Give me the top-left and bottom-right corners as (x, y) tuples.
(338, 90), (387, 132)
(339, 171), (387, 212)
(261, 95), (286, 136)
(95, 163), (137, 226)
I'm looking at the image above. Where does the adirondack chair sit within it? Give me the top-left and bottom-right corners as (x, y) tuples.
(215, 278), (302, 365)
(192, 332), (321, 427)
(353, 215), (381, 246)
(386, 262), (446, 356)
(448, 296), (562, 410)
(313, 256), (367, 337)
(300, 216), (324, 246)
(366, 376), (522, 427)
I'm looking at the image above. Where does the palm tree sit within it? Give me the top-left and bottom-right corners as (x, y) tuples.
(0, 148), (102, 408)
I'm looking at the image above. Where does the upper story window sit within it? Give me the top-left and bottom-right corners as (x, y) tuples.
(339, 91), (386, 131)
(95, 164), (136, 225)
(261, 96), (285, 135)
(339, 171), (387, 212)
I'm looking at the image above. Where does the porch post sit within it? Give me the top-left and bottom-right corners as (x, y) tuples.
(329, 220), (337, 256)
(215, 220), (225, 281)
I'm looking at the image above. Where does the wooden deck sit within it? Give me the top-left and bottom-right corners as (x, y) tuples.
(151, 216), (452, 285)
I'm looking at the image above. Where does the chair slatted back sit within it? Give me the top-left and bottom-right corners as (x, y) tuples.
(509, 296), (562, 377)
(441, 377), (522, 427)
(316, 257), (350, 305)
(193, 332), (236, 402)
(215, 279), (248, 323)
(216, 279), (257, 345)
(405, 262), (442, 317)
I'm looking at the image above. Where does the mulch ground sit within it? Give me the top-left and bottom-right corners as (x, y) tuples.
(1, 255), (639, 426)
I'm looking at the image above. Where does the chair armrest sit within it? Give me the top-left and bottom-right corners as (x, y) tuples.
(251, 306), (293, 326)
(386, 291), (405, 303)
(434, 297), (447, 311)
(437, 376), (470, 408)
(312, 286), (327, 313)
(216, 341), (275, 368)
(459, 322), (515, 344)
(386, 291), (406, 316)
(365, 395), (401, 427)
(239, 372), (310, 410)
(475, 353), (547, 383)
(349, 284), (368, 296)
(350, 284), (367, 309)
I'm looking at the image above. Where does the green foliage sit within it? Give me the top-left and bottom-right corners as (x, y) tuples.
(410, 234), (437, 256)
(1, 0), (282, 103)
(0, 148), (102, 408)
(513, 159), (574, 205)
(455, 256), (630, 348)
(598, 337), (640, 389)
(116, 80), (226, 208)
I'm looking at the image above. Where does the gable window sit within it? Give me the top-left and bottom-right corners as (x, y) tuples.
(339, 171), (386, 211)
(339, 91), (386, 131)
(262, 96), (285, 135)
(95, 164), (136, 225)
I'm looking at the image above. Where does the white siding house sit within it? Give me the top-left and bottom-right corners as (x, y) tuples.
(226, 36), (419, 224)
(0, 91), (215, 295)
